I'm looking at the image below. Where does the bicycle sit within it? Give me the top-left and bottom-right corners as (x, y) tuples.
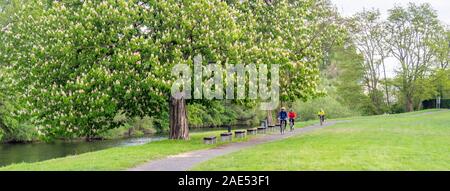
(319, 115), (325, 126)
(280, 119), (287, 134)
(289, 119), (294, 131)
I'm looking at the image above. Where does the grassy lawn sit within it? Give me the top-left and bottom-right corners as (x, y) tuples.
(192, 110), (450, 170)
(0, 131), (246, 171)
(0, 121), (316, 171)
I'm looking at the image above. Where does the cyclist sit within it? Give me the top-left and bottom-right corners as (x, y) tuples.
(278, 107), (288, 134)
(288, 109), (297, 131)
(318, 109), (325, 126)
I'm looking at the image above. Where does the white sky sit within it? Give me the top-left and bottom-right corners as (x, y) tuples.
(330, 0), (450, 77)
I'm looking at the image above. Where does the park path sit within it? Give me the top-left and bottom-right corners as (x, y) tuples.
(128, 121), (339, 171)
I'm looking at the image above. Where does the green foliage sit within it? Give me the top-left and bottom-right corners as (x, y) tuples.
(151, 104), (169, 133)
(328, 44), (378, 115)
(428, 22), (449, 70)
(386, 3), (444, 111)
(100, 116), (156, 139)
(432, 69), (450, 98)
(1, 0), (247, 139)
(187, 103), (207, 127)
(392, 72), (441, 111)
(187, 101), (258, 128)
(0, 74), (37, 142)
(1, 0), (342, 140)
(0, 0), (26, 25)
(250, 0), (347, 102)
(2, 1), (156, 139)
(313, 42), (374, 117)
(293, 96), (359, 121)
(1, 123), (37, 142)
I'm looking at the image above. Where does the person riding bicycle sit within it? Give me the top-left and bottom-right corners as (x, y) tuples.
(288, 109), (297, 131)
(278, 107), (288, 134)
(317, 109), (325, 125)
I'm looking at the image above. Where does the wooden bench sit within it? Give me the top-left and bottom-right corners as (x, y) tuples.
(247, 128), (257, 135)
(203, 136), (217, 144)
(257, 127), (267, 134)
(220, 132), (232, 142)
(234, 130), (246, 138)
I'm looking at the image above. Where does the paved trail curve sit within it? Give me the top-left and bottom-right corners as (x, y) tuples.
(128, 121), (339, 171)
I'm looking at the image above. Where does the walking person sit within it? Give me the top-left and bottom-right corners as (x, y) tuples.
(278, 107), (288, 134)
(288, 109), (297, 132)
(318, 109), (325, 126)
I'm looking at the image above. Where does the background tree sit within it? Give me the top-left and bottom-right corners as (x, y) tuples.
(428, 27), (450, 101)
(252, 0), (346, 124)
(429, 28), (449, 70)
(331, 43), (371, 114)
(294, 39), (366, 119)
(385, 3), (444, 112)
(348, 9), (389, 114)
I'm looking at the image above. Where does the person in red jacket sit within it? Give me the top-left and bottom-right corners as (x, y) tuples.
(288, 109), (297, 131)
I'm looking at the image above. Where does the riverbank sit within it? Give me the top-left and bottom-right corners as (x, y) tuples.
(0, 134), (166, 167)
(1, 120), (258, 144)
(0, 124), (257, 167)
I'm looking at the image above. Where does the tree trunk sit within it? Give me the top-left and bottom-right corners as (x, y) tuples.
(369, 88), (381, 114)
(406, 95), (414, 112)
(169, 96), (189, 140)
(381, 61), (391, 107)
(416, 100), (423, 110)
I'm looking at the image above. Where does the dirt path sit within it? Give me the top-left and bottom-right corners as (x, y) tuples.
(128, 121), (338, 171)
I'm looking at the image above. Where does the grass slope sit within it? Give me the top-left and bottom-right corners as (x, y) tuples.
(193, 110), (450, 170)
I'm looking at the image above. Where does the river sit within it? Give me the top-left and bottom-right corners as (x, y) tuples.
(0, 135), (166, 167)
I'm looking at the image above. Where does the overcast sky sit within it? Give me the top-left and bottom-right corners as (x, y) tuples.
(330, 0), (449, 77)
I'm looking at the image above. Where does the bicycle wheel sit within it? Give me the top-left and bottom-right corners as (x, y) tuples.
(280, 121), (283, 134)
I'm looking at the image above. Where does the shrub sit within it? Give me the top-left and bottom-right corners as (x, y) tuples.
(294, 96), (360, 121)
(100, 116), (156, 139)
(152, 109), (169, 133)
(187, 103), (208, 128)
(1, 123), (38, 143)
(187, 101), (261, 128)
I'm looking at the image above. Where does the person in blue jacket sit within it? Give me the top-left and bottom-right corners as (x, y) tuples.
(278, 107), (288, 134)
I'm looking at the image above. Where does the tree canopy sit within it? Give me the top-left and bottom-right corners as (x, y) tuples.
(1, 0), (344, 140)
